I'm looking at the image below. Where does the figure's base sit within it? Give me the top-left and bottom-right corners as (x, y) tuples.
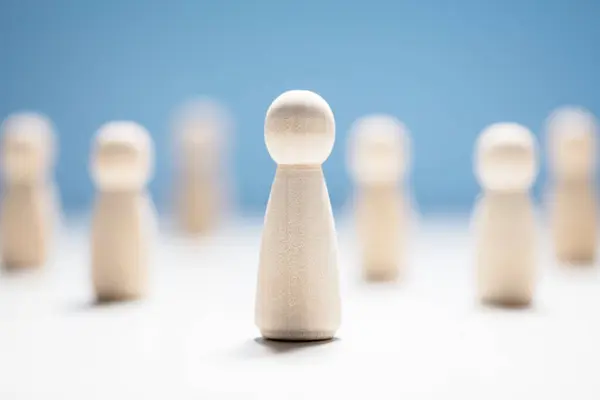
(557, 254), (597, 267)
(2, 259), (45, 270)
(363, 268), (400, 282)
(480, 296), (533, 309)
(260, 329), (337, 342)
(95, 291), (145, 304)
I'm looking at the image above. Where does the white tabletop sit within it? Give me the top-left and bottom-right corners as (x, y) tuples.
(1, 215), (599, 399)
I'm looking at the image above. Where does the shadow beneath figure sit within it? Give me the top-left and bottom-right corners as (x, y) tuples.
(477, 300), (542, 315)
(357, 279), (402, 291)
(0, 264), (46, 279)
(231, 336), (340, 359)
(65, 297), (144, 313)
(254, 336), (339, 353)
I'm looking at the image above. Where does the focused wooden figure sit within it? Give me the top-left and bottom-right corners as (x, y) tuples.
(473, 123), (538, 307)
(348, 114), (410, 281)
(172, 98), (230, 235)
(546, 107), (598, 265)
(255, 90), (341, 341)
(0, 112), (57, 270)
(90, 121), (157, 302)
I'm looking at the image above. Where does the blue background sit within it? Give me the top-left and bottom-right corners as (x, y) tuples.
(1, 0), (599, 216)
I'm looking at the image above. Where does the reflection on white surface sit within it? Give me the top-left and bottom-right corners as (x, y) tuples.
(0, 215), (599, 399)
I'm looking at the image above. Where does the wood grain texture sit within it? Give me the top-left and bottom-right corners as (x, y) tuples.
(255, 166), (341, 341)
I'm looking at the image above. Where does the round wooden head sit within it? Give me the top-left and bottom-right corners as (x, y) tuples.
(264, 90), (335, 165)
(475, 123), (538, 192)
(348, 114), (409, 185)
(0, 112), (55, 183)
(172, 97), (231, 171)
(91, 121), (154, 191)
(547, 106), (597, 180)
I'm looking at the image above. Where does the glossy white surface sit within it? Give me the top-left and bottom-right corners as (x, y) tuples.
(1, 215), (599, 399)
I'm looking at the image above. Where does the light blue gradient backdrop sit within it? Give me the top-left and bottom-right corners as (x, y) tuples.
(1, 0), (599, 215)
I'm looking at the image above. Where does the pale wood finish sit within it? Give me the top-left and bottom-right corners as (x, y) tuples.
(90, 121), (157, 302)
(473, 123), (538, 307)
(0, 112), (57, 270)
(348, 114), (409, 282)
(255, 90), (341, 341)
(547, 107), (598, 265)
(355, 185), (405, 281)
(172, 98), (230, 235)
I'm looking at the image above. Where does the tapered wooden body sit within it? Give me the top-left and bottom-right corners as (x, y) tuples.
(0, 112), (57, 270)
(0, 184), (53, 269)
(355, 184), (404, 281)
(176, 175), (219, 234)
(475, 192), (536, 306)
(171, 97), (232, 235)
(550, 182), (597, 264)
(91, 191), (155, 302)
(255, 166), (341, 341)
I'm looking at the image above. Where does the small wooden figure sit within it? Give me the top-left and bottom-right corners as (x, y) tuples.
(0, 112), (57, 270)
(348, 114), (410, 281)
(255, 90), (341, 341)
(172, 98), (231, 235)
(546, 107), (598, 265)
(90, 121), (156, 302)
(473, 123), (538, 307)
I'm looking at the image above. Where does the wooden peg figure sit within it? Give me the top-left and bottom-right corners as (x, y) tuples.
(348, 114), (410, 282)
(172, 98), (231, 235)
(473, 123), (538, 307)
(255, 90), (341, 341)
(546, 107), (598, 265)
(90, 121), (157, 302)
(0, 112), (57, 270)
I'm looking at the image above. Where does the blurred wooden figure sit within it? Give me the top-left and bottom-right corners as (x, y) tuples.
(255, 90), (341, 341)
(473, 123), (538, 307)
(348, 114), (410, 282)
(90, 121), (157, 302)
(547, 107), (598, 265)
(0, 112), (57, 270)
(172, 98), (231, 235)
